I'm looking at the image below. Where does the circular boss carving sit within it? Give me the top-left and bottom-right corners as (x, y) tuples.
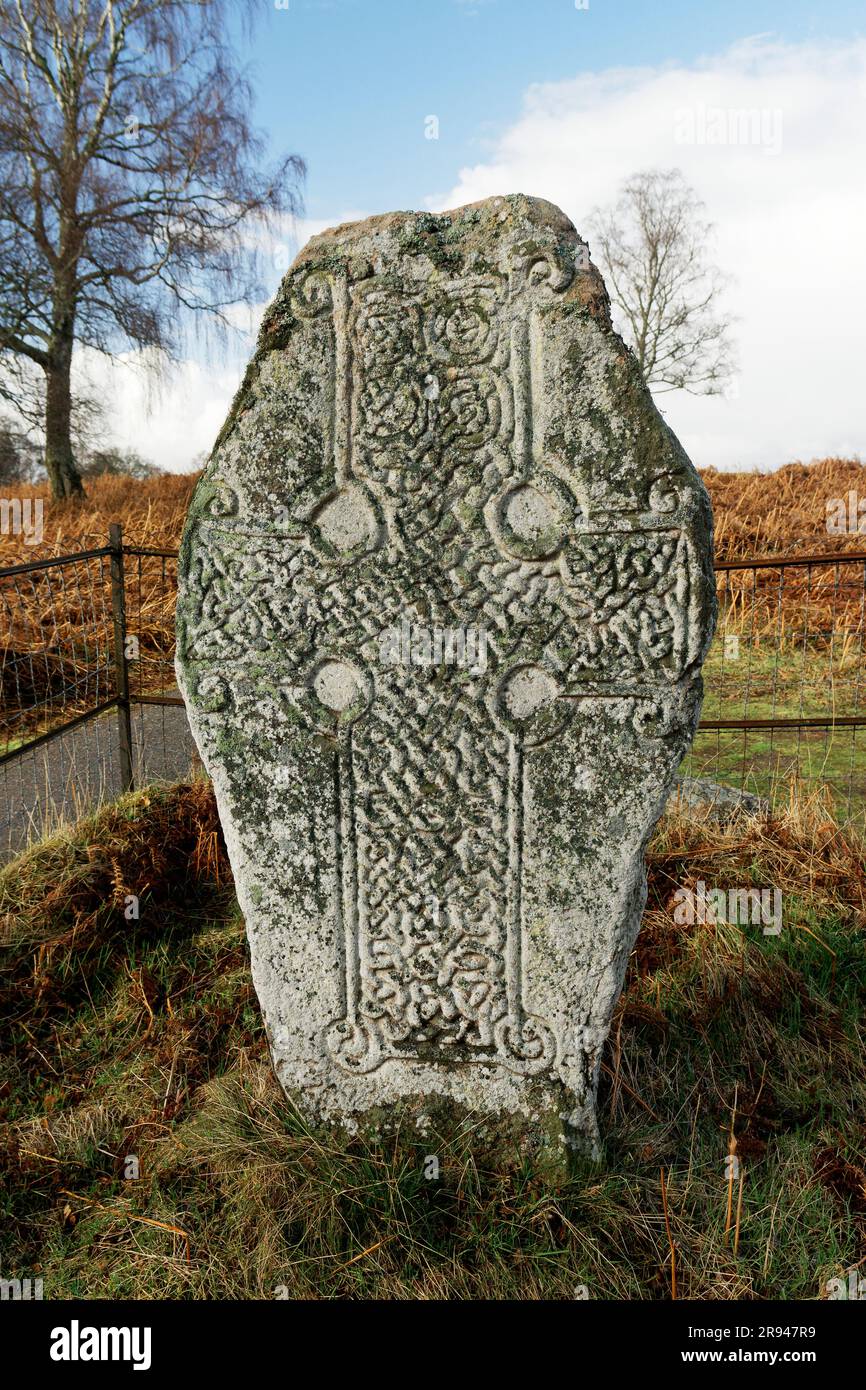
(487, 473), (578, 561)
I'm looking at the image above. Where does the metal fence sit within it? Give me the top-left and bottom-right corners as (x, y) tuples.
(685, 549), (866, 822)
(0, 525), (194, 858)
(2, 529), (865, 858)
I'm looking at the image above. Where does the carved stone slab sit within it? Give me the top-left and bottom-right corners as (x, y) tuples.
(176, 196), (716, 1165)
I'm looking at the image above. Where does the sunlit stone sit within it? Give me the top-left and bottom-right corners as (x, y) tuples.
(176, 195), (715, 1172)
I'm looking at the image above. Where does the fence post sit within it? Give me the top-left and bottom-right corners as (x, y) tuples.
(109, 522), (134, 794)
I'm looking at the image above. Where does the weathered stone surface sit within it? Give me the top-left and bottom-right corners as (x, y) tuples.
(176, 195), (716, 1167)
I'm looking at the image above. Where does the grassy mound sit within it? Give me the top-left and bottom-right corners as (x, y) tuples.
(1, 781), (865, 1300)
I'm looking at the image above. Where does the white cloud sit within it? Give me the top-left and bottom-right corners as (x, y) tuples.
(93, 39), (866, 475)
(87, 210), (368, 473)
(74, 347), (242, 471)
(433, 36), (866, 471)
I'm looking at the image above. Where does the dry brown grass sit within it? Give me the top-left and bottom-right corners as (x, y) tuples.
(0, 475), (195, 738)
(704, 457), (866, 642)
(0, 471), (197, 564)
(2, 456), (863, 565)
(2, 780), (864, 1299)
(705, 457), (866, 562)
(2, 458), (865, 740)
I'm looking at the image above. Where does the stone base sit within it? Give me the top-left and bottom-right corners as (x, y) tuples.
(283, 1084), (598, 1185)
(672, 776), (769, 823)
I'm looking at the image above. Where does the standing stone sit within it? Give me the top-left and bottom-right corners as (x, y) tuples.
(176, 196), (715, 1169)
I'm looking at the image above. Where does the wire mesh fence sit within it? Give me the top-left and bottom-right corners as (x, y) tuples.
(685, 550), (866, 822)
(0, 527), (196, 859)
(0, 544), (117, 748)
(1, 528), (865, 858)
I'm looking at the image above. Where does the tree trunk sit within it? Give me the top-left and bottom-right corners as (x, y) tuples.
(44, 320), (84, 500)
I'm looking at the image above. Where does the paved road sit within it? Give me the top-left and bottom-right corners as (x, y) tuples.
(2, 679), (764, 864)
(1, 697), (199, 861)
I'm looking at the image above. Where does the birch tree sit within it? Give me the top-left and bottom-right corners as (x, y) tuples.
(0, 0), (304, 497)
(588, 169), (735, 395)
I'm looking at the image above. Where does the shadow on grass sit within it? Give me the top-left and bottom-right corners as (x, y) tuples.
(1, 779), (864, 1300)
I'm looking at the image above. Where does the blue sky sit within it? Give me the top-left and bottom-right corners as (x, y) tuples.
(243, 0), (862, 220)
(98, 1), (866, 473)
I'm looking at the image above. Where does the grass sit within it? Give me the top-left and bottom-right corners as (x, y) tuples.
(685, 641), (866, 824)
(3, 461), (866, 811)
(2, 778), (865, 1300)
(705, 456), (866, 561)
(0, 471), (197, 564)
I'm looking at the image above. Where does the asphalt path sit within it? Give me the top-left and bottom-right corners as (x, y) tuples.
(1, 684), (759, 866)
(1, 697), (199, 861)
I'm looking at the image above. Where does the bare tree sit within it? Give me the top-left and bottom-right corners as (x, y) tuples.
(0, 0), (305, 499)
(0, 353), (106, 461)
(81, 444), (159, 478)
(0, 418), (42, 484)
(588, 169), (735, 395)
